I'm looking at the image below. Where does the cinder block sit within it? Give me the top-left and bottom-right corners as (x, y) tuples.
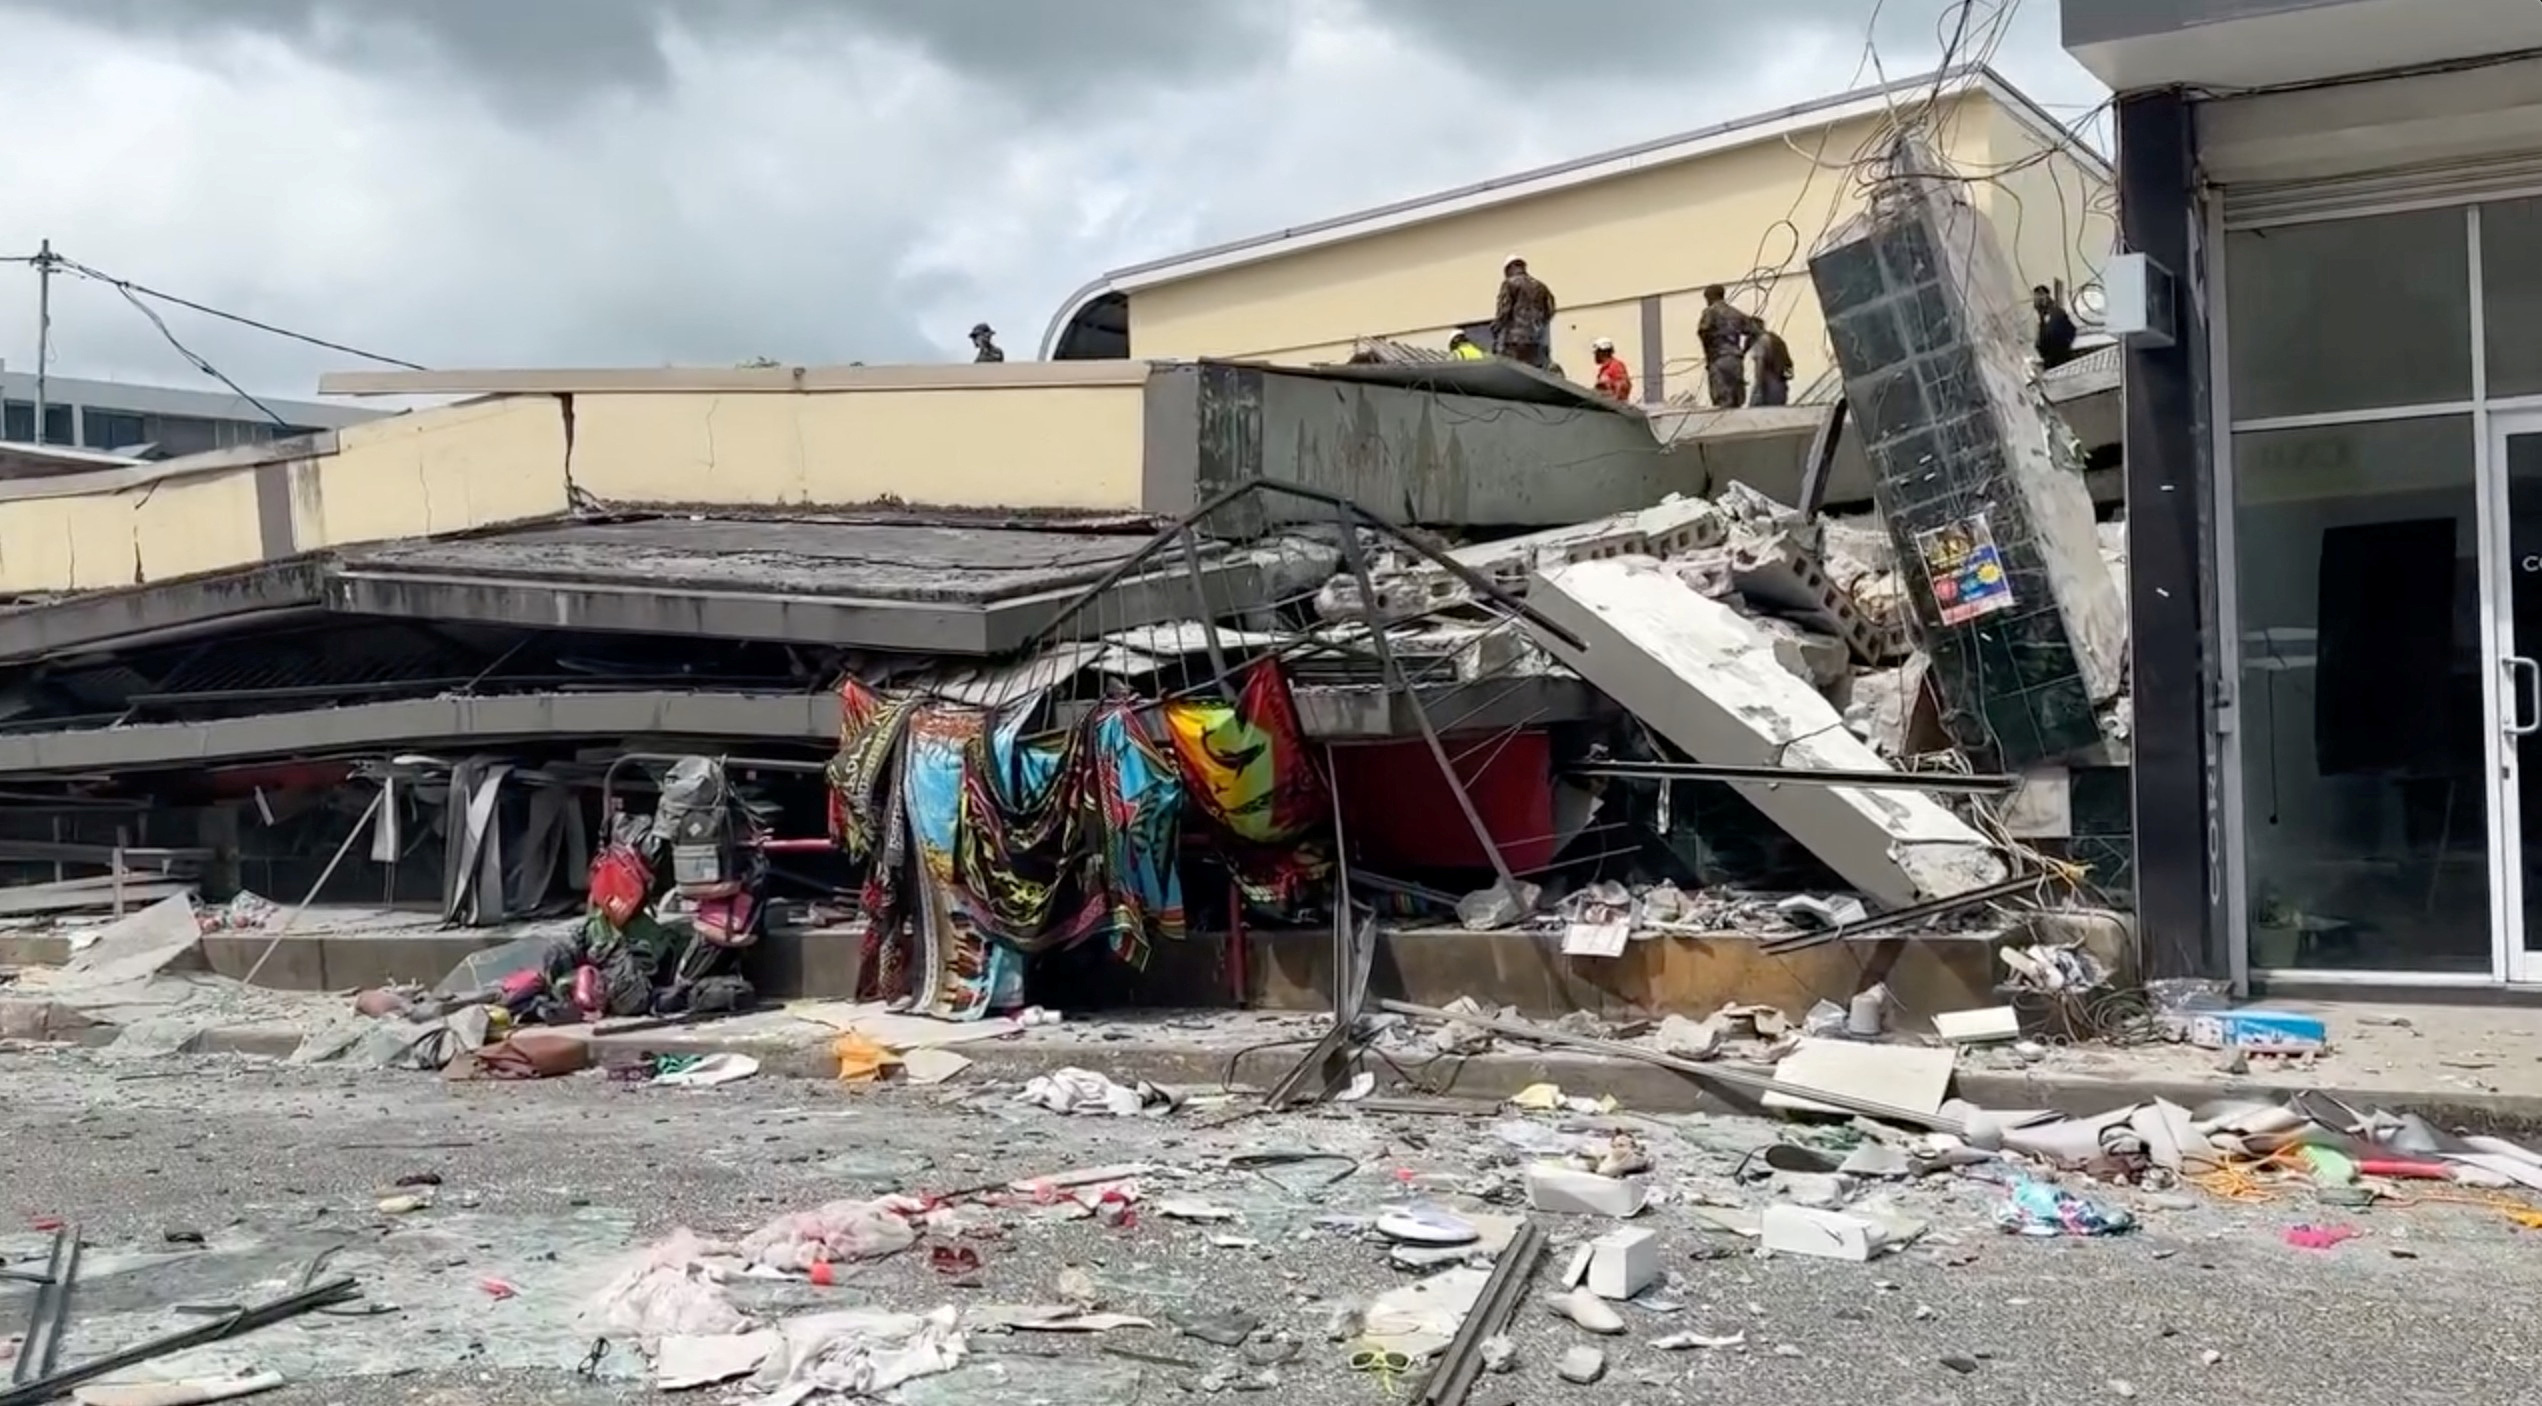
(1586, 1228), (1660, 1299)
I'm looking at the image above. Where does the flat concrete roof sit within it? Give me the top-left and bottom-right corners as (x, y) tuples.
(0, 677), (1597, 777)
(341, 518), (1168, 604)
(326, 517), (1259, 656)
(0, 515), (1271, 662)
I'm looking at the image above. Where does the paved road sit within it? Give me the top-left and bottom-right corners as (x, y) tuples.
(1, 1048), (2537, 1406)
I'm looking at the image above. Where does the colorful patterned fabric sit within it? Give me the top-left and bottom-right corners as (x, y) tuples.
(828, 678), (1196, 1015)
(901, 704), (1001, 1019)
(1164, 659), (1331, 916)
(954, 710), (1109, 954)
(830, 678), (919, 1002)
(1163, 659), (1327, 844)
(1086, 703), (1185, 970)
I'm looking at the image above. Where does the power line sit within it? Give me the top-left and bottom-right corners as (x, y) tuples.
(54, 256), (426, 371)
(100, 281), (292, 428)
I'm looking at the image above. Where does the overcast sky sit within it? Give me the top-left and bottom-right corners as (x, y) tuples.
(0, 0), (2105, 401)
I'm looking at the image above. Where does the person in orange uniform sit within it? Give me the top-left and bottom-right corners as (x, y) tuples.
(1590, 337), (1633, 402)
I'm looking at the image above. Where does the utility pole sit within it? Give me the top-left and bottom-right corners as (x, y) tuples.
(31, 239), (56, 445)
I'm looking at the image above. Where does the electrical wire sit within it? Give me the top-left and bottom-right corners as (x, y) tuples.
(53, 256), (426, 370)
(100, 281), (291, 428)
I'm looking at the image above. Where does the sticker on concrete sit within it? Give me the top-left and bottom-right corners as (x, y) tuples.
(1915, 513), (2015, 625)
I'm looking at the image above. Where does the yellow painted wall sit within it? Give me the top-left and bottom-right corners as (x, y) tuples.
(294, 395), (573, 551)
(0, 374), (1153, 595)
(1123, 92), (2107, 403)
(0, 470), (266, 594)
(1978, 101), (2117, 308)
(566, 383), (1150, 511)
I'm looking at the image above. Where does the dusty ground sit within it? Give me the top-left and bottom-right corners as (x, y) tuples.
(2, 1046), (2540, 1406)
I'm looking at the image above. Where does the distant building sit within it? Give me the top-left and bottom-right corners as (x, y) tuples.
(0, 365), (381, 458)
(1042, 65), (2114, 405)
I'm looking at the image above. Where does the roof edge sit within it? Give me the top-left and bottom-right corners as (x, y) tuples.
(1060, 64), (2086, 310)
(1972, 66), (2116, 182)
(1038, 274), (1123, 361)
(319, 360), (1158, 398)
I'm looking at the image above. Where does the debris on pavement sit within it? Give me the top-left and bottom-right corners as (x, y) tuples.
(1554, 1343), (1607, 1384)
(1015, 1067), (1167, 1117)
(1993, 1179), (2136, 1238)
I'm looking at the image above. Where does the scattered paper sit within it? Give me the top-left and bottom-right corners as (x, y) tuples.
(899, 1048), (973, 1086)
(656, 1053), (761, 1088)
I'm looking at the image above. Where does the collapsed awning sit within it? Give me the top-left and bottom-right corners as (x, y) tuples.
(0, 515), (1265, 664)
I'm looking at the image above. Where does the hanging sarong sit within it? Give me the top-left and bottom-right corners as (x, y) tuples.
(1163, 658), (1331, 913)
(1163, 658), (1327, 844)
(953, 709), (1109, 954)
(900, 704), (1012, 1020)
(830, 679), (919, 999)
(1086, 703), (1186, 970)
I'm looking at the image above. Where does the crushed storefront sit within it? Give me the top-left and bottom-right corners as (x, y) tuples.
(2066, 0), (2542, 990)
(0, 275), (2138, 1050)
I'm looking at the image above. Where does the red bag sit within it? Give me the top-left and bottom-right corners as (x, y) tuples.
(589, 845), (652, 927)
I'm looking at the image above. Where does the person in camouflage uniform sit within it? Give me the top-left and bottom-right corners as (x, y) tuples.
(1491, 256), (1556, 370)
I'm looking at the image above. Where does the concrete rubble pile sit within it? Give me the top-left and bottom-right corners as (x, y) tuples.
(1300, 458), (2088, 927)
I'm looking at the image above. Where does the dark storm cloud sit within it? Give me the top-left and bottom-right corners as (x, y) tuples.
(0, 0), (1289, 110)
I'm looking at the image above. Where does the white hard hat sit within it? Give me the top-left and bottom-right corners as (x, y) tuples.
(1592, 336), (1614, 351)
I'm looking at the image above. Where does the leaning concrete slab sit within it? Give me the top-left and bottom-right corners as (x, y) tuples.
(1526, 558), (2006, 905)
(1810, 147), (2126, 766)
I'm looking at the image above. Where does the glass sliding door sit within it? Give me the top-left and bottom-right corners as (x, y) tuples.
(2229, 417), (2491, 973)
(2489, 416), (2542, 983)
(2223, 204), (2496, 976)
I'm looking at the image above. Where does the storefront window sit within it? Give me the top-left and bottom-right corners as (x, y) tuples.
(2227, 208), (2470, 420)
(2482, 197), (2542, 399)
(2231, 414), (2489, 972)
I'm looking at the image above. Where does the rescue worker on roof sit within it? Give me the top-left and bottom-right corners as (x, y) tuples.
(2032, 285), (2078, 369)
(1697, 284), (1762, 408)
(1751, 325), (1795, 407)
(1448, 330), (1488, 361)
(970, 322), (1005, 363)
(1491, 255), (1556, 370)
(1590, 337), (1633, 402)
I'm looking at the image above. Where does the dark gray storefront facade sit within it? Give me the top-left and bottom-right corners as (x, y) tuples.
(2067, 0), (2542, 990)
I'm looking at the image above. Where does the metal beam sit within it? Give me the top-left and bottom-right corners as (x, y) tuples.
(0, 560), (326, 664)
(0, 690), (842, 778)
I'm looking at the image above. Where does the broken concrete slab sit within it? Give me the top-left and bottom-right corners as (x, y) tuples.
(1318, 496), (1732, 617)
(1762, 1036), (1955, 1119)
(54, 895), (205, 991)
(1527, 558), (2007, 905)
(1838, 656), (1939, 760)
(1761, 1204), (1891, 1261)
(1750, 617), (1851, 691)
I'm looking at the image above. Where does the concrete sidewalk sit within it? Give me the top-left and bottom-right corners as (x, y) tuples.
(536, 998), (2542, 1134)
(11, 984), (2542, 1132)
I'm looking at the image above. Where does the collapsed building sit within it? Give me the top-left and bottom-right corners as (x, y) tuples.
(0, 153), (2130, 1033)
